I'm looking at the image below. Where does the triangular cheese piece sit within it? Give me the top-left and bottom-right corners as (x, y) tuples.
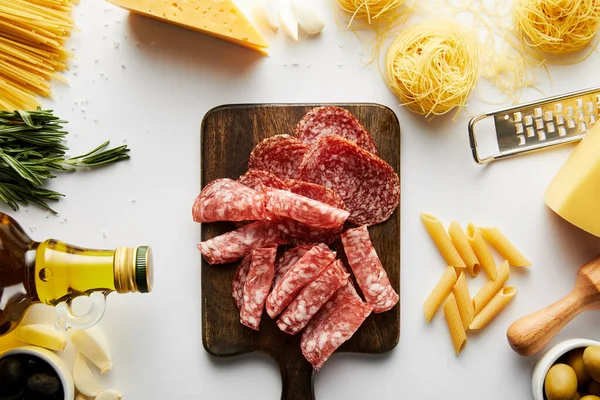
(107, 0), (268, 54)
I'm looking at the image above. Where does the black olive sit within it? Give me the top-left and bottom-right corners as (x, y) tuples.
(27, 373), (60, 397)
(0, 357), (23, 394)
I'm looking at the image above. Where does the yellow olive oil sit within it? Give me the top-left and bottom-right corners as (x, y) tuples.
(0, 212), (153, 336)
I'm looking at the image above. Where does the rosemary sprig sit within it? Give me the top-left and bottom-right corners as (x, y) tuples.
(0, 109), (131, 212)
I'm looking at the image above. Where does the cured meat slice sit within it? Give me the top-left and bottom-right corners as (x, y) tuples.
(294, 106), (378, 154)
(265, 189), (349, 230)
(341, 225), (399, 313)
(301, 288), (373, 370)
(248, 135), (309, 180)
(276, 180), (346, 245)
(298, 135), (400, 226)
(192, 179), (266, 223)
(198, 220), (282, 265)
(274, 246), (312, 286)
(238, 170), (287, 192)
(232, 255), (252, 310)
(276, 260), (349, 335)
(266, 245), (336, 318)
(240, 247), (277, 330)
(285, 180), (345, 210)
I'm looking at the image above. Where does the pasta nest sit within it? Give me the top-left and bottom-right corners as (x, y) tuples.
(335, 0), (404, 23)
(514, 0), (600, 53)
(384, 19), (479, 118)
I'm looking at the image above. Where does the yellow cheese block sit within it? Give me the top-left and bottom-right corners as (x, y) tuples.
(107, 0), (268, 54)
(545, 122), (600, 237)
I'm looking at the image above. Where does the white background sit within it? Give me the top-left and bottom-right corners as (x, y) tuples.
(6, 0), (600, 398)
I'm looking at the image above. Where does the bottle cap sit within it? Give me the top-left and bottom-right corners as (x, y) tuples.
(114, 246), (153, 294)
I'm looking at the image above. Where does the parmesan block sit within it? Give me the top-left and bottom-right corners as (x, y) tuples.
(107, 0), (269, 54)
(545, 123), (600, 237)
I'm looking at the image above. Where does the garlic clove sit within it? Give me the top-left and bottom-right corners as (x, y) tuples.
(278, 3), (299, 41)
(73, 353), (103, 397)
(291, 0), (324, 35)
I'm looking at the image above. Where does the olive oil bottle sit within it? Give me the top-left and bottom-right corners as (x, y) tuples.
(0, 212), (153, 337)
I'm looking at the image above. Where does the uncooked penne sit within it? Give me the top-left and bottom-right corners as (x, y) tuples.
(466, 223), (496, 280)
(421, 213), (466, 269)
(424, 267), (458, 322)
(479, 227), (531, 267)
(469, 286), (516, 330)
(452, 272), (474, 330)
(472, 260), (510, 314)
(444, 293), (467, 355)
(448, 222), (480, 277)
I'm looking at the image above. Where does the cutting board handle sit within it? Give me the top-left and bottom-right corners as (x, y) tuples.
(280, 362), (315, 400)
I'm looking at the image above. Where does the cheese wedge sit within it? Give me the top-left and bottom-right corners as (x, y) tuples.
(545, 122), (600, 237)
(107, 0), (269, 54)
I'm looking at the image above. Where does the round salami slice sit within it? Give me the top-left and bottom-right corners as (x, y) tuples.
(298, 135), (400, 226)
(232, 255), (252, 310)
(238, 170), (287, 192)
(285, 180), (345, 210)
(248, 135), (309, 180)
(294, 106), (378, 154)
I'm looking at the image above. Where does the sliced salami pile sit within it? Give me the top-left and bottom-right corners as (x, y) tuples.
(193, 106), (400, 370)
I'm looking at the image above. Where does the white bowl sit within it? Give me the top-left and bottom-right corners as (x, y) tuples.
(0, 345), (75, 400)
(532, 338), (600, 400)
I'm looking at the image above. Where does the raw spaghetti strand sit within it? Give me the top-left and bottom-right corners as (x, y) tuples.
(0, 0), (76, 111)
(514, 0), (600, 54)
(385, 19), (480, 119)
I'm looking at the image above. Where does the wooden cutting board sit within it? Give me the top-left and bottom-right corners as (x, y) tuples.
(200, 103), (401, 400)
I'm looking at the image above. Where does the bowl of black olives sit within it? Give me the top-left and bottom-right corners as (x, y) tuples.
(0, 345), (74, 400)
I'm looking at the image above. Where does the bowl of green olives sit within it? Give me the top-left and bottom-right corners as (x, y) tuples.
(0, 345), (74, 400)
(533, 338), (600, 400)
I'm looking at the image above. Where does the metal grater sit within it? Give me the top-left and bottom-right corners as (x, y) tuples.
(468, 87), (600, 164)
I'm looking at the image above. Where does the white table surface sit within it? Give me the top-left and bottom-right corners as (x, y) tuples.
(8, 0), (600, 398)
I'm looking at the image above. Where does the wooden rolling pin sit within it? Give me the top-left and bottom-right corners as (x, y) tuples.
(507, 255), (600, 356)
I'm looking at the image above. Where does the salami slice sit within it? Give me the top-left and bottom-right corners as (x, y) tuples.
(192, 179), (266, 223)
(248, 135), (309, 180)
(301, 288), (373, 370)
(265, 189), (349, 230)
(266, 245), (336, 318)
(294, 106), (378, 155)
(240, 247), (276, 330)
(232, 255), (252, 310)
(341, 226), (399, 313)
(197, 220), (282, 265)
(298, 135), (400, 226)
(274, 246), (312, 286)
(276, 260), (349, 335)
(285, 180), (345, 210)
(238, 170), (287, 192)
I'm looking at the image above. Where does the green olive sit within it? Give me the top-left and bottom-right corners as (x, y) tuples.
(581, 396), (600, 400)
(545, 364), (578, 400)
(588, 380), (600, 396)
(568, 349), (591, 385)
(584, 347), (600, 382)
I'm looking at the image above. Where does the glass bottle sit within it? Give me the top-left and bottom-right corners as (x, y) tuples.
(0, 212), (153, 337)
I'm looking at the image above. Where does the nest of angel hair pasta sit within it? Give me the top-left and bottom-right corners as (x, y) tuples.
(514, 0), (600, 53)
(385, 20), (480, 118)
(336, 0), (405, 24)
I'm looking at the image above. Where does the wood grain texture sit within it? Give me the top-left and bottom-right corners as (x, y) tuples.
(507, 254), (600, 356)
(200, 104), (401, 400)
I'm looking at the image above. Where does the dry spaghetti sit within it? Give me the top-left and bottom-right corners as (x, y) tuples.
(385, 19), (480, 118)
(514, 0), (600, 54)
(0, 0), (76, 111)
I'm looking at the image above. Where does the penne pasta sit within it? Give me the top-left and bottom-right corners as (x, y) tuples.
(466, 223), (497, 280)
(472, 261), (510, 314)
(424, 267), (458, 322)
(448, 222), (480, 277)
(421, 213), (466, 269)
(452, 272), (474, 330)
(469, 286), (516, 330)
(479, 227), (531, 267)
(444, 293), (467, 355)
